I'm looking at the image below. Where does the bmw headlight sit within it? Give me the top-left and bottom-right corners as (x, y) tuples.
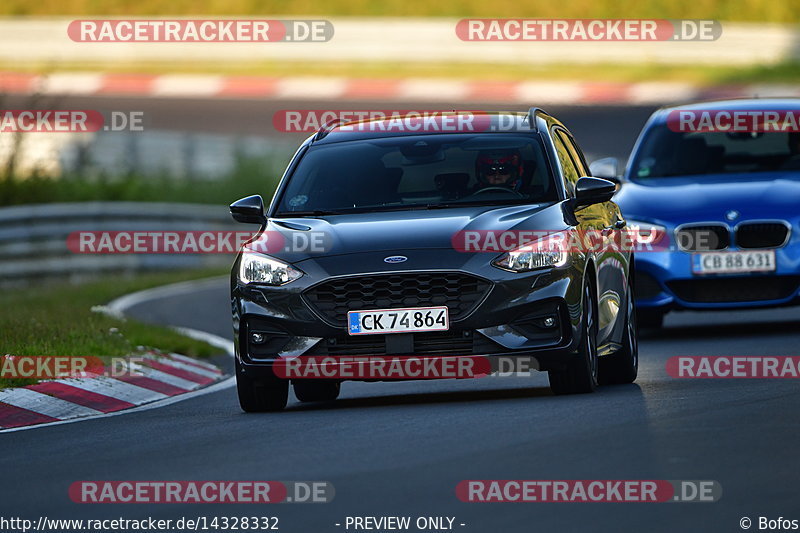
(492, 231), (570, 272)
(238, 253), (303, 285)
(626, 220), (668, 249)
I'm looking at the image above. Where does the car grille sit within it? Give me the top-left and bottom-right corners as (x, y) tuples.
(303, 272), (491, 327)
(736, 222), (790, 249)
(667, 276), (800, 304)
(676, 224), (729, 251)
(305, 330), (504, 357)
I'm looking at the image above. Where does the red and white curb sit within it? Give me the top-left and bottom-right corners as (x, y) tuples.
(0, 277), (234, 432)
(2, 71), (798, 105)
(0, 351), (226, 431)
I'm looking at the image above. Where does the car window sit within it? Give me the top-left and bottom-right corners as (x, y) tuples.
(630, 124), (800, 179)
(562, 132), (591, 176)
(553, 130), (582, 197)
(274, 134), (558, 215)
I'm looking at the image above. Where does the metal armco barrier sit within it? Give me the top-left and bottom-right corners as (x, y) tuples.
(0, 202), (255, 284)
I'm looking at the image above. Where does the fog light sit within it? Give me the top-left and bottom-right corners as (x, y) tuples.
(543, 317), (556, 328)
(251, 332), (266, 344)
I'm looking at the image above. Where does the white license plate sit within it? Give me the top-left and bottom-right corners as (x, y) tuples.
(691, 250), (776, 275)
(347, 306), (449, 335)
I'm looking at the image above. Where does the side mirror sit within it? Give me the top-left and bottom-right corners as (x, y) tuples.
(589, 157), (621, 182)
(574, 177), (616, 207)
(230, 195), (266, 225)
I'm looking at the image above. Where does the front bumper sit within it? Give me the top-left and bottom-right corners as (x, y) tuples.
(635, 247), (800, 312)
(232, 253), (586, 379)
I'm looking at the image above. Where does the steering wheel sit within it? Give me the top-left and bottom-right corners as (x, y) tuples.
(469, 186), (525, 198)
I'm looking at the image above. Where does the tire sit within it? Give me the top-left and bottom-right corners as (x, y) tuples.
(638, 308), (664, 329)
(549, 282), (599, 395)
(235, 359), (289, 412)
(599, 284), (639, 385)
(293, 380), (341, 403)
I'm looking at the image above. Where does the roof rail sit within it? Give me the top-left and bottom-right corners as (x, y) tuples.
(312, 118), (345, 142)
(526, 107), (547, 132)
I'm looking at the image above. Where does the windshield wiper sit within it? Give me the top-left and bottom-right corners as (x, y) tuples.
(274, 209), (345, 217)
(418, 200), (534, 209)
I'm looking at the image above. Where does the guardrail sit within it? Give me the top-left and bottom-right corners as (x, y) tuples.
(0, 202), (256, 284)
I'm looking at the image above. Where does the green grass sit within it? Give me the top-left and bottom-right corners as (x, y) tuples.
(0, 155), (284, 207)
(1, 0), (798, 23)
(4, 59), (800, 85)
(0, 268), (229, 388)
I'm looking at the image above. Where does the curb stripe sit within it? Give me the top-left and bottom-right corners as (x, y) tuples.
(166, 352), (223, 373)
(140, 358), (216, 385)
(149, 356), (223, 380)
(219, 76), (279, 97)
(0, 388), (102, 419)
(0, 278), (232, 432)
(98, 74), (157, 95)
(134, 365), (205, 390)
(466, 81), (519, 102)
(5, 71), (800, 104)
(0, 403), (58, 428)
(115, 375), (190, 396)
(53, 376), (169, 404)
(0, 72), (36, 92)
(344, 79), (401, 99)
(27, 382), (134, 413)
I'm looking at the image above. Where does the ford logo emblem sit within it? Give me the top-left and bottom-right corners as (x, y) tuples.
(384, 255), (408, 264)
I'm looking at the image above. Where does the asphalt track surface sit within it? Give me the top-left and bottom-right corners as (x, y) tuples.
(1, 94), (654, 159)
(2, 99), (800, 533)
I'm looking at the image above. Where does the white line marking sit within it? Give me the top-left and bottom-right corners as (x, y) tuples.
(105, 275), (227, 317)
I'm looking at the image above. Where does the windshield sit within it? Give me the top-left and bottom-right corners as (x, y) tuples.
(630, 125), (800, 180)
(273, 134), (557, 216)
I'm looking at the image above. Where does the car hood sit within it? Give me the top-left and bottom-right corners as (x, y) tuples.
(615, 173), (800, 223)
(264, 203), (569, 263)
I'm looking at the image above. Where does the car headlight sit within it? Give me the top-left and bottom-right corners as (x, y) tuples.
(626, 220), (668, 248)
(492, 231), (570, 272)
(238, 253), (303, 285)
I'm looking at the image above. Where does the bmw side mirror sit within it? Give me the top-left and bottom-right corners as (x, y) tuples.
(230, 195), (266, 225)
(589, 157), (621, 182)
(574, 177), (616, 208)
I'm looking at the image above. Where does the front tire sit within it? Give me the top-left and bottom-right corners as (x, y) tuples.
(549, 282), (599, 395)
(235, 359), (289, 412)
(293, 380), (341, 403)
(599, 285), (639, 385)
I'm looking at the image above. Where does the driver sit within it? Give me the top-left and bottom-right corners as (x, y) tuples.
(474, 149), (524, 192)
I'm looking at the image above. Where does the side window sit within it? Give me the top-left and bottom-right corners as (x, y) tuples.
(553, 130), (580, 197)
(563, 133), (591, 177)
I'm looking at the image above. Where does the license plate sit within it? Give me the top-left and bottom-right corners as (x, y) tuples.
(347, 306), (449, 335)
(691, 250), (776, 275)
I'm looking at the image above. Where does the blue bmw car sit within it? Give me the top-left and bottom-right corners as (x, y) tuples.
(593, 98), (800, 328)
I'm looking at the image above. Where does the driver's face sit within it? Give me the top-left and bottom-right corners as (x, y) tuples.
(485, 169), (512, 185)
